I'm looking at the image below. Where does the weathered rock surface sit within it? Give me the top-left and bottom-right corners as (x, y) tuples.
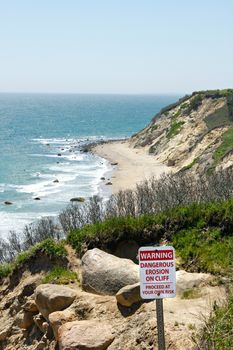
(116, 282), (141, 307)
(176, 270), (212, 295)
(35, 284), (77, 318)
(58, 320), (115, 350)
(49, 309), (76, 340)
(81, 248), (139, 295)
(14, 309), (35, 329)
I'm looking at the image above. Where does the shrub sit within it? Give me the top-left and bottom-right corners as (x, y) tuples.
(0, 238), (67, 279)
(196, 295), (233, 349)
(42, 267), (78, 284)
(166, 121), (185, 139)
(0, 263), (13, 279)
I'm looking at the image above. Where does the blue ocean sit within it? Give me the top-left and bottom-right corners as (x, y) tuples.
(0, 93), (179, 236)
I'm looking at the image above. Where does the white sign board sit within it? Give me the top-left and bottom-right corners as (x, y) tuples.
(139, 246), (176, 299)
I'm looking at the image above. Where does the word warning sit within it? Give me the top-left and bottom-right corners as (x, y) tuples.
(139, 246), (176, 299)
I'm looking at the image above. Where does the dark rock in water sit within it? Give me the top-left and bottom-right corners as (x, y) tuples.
(106, 181), (112, 186)
(82, 148), (88, 153)
(57, 162), (60, 164)
(34, 197), (41, 200)
(100, 177), (105, 181)
(4, 201), (13, 205)
(61, 148), (64, 151)
(53, 179), (59, 183)
(111, 162), (118, 166)
(70, 197), (85, 203)
(57, 153), (62, 157)
(46, 143), (50, 146)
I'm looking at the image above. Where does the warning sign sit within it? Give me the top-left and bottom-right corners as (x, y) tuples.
(139, 246), (176, 299)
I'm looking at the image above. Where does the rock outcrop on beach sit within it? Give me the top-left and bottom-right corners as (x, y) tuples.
(130, 89), (233, 174)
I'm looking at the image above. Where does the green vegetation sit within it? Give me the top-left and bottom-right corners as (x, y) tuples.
(0, 263), (13, 278)
(212, 126), (233, 164)
(204, 104), (232, 130)
(0, 238), (67, 279)
(166, 120), (185, 139)
(172, 110), (181, 119)
(198, 295), (233, 349)
(42, 266), (78, 285)
(67, 199), (233, 274)
(181, 157), (200, 171)
(150, 124), (158, 132)
(172, 228), (232, 274)
(184, 94), (203, 115)
(180, 102), (189, 109)
(202, 89), (233, 98)
(181, 288), (201, 299)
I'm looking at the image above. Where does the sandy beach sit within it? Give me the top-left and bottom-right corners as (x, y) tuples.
(93, 140), (170, 193)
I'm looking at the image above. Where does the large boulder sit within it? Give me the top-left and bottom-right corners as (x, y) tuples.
(116, 282), (141, 307)
(58, 320), (115, 350)
(81, 248), (139, 295)
(35, 284), (77, 318)
(176, 270), (213, 295)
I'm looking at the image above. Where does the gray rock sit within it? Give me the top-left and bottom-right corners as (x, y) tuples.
(35, 284), (77, 318)
(81, 248), (139, 295)
(58, 320), (115, 350)
(116, 282), (141, 307)
(176, 270), (212, 295)
(4, 201), (13, 205)
(70, 197), (85, 203)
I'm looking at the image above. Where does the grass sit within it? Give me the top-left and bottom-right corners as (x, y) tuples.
(67, 199), (233, 275)
(0, 238), (67, 279)
(207, 126), (233, 174)
(197, 294), (233, 349)
(181, 288), (201, 300)
(0, 263), (13, 278)
(204, 104), (232, 130)
(42, 266), (78, 285)
(172, 228), (233, 274)
(172, 110), (181, 119)
(212, 126), (233, 164)
(166, 120), (185, 139)
(181, 157), (200, 171)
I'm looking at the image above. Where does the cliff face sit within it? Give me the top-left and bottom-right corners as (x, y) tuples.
(130, 89), (233, 174)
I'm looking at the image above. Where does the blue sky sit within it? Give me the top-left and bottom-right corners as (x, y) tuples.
(0, 0), (232, 94)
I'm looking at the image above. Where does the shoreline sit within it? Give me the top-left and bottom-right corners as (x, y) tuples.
(92, 139), (170, 194)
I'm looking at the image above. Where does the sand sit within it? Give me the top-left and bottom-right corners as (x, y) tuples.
(92, 140), (170, 193)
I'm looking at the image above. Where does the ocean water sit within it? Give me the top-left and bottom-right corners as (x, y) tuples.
(0, 93), (179, 236)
